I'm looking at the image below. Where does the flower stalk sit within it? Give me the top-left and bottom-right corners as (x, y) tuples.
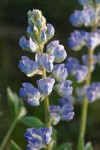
(42, 66), (51, 150)
(78, 49), (94, 150)
(78, 8), (97, 149)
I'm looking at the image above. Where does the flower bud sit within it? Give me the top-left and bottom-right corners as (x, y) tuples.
(39, 30), (46, 43)
(46, 24), (55, 38)
(19, 36), (38, 53)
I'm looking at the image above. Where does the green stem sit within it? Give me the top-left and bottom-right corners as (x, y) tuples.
(39, 44), (51, 150)
(77, 49), (94, 150)
(0, 118), (18, 150)
(42, 66), (51, 150)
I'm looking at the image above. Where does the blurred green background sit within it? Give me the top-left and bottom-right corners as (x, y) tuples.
(0, 0), (100, 149)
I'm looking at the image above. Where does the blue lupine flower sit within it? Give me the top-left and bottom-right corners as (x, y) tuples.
(66, 57), (79, 74)
(35, 53), (55, 72)
(86, 86), (97, 102)
(54, 80), (73, 98)
(59, 103), (75, 121)
(70, 10), (83, 27)
(37, 78), (55, 96)
(85, 82), (100, 102)
(82, 54), (97, 71)
(47, 41), (67, 63)
(66, 57), (88, 83)
(82, 7), (95, 27)
(52, 64), (68, 82)
(24, 127), (52, 150)
(46, 24), (55, 38)
(74, 65), (88, 83)
(50, 105), (61, 125)
(51, 45), (67, 63)
(59, 96), (75, 106)
(47, 40), (59, 53)
(91, 82), (100, 99)
(50, 103), (74, 125)
(19, 83), (41, 106)
(50, 113), (61, 125)
(18, 56), (39, 77)
(40, 127), (52, 144)
(78, 0), (92, 5)
(85, 32), (100, 49)
(70, 7), (95, 27)
(68, 30), (85, 51)
(19, 36), (38, 52)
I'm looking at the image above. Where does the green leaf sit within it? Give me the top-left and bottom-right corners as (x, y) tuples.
(20, 116), (57, 133)
(20, 116), (45, 128)
(85, 142), (94, 150)
(57, 142), (73, 150)
(11, 140), (22, 150)
(7, 87), (27, 119)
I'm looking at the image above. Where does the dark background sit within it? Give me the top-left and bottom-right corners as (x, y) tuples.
(0, 0), (100, 149)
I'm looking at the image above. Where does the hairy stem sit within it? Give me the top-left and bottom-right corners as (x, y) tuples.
(0, 118), (18, 150)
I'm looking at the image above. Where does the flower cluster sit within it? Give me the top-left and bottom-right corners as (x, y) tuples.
(50, 102), (74, 125)
(66, 57), (88, 83)
(24, 127), (52, 150)
(68, 0), (100, 105)
(86, 82), (100, 102)
(70, 6), (96, 27)
(19, 9), (74, 149)
(68, 30), (100, 51)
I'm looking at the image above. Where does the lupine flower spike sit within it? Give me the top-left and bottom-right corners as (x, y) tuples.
(19, 9), (74, 150)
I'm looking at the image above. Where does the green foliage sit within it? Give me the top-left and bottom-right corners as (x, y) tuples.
(7, 87), (27, 120)
(11, 140), (22, 150)
(57, 142), (73, 150)
(20, 116), (45, 128)
(85, 142), (94, 150)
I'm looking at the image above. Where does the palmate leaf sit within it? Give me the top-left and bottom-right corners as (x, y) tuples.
(57, 142), (73, 150)
(11, 140), (22, 150)
(7, 87), (27, 120)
